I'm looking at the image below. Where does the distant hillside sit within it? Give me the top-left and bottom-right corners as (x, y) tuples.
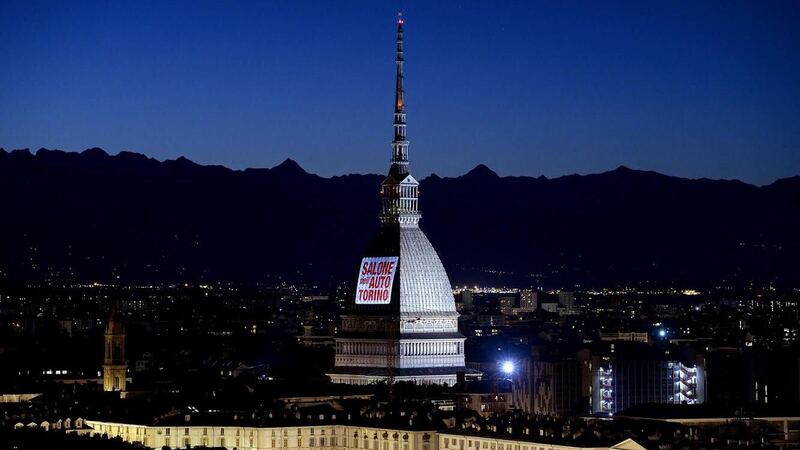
(1, 148), (798, 288)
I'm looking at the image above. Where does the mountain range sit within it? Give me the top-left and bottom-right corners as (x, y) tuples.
(1, 148), (798, 289)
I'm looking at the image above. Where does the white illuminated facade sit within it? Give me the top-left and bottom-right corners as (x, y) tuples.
(79, 419), (645, 450)
(84, 421), (436, 450)
(327, 15), (474, 386)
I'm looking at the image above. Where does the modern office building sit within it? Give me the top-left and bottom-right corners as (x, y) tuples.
(591, 358), (705, 414)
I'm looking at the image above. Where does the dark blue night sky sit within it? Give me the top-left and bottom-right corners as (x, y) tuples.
(1, 1), (798, 184)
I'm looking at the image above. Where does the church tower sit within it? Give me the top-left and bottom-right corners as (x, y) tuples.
(328, 15), (477, 386)
(103, 307), (127, 394)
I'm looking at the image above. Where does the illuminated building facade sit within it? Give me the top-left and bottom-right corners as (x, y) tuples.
(518, 290), (537, 312)
(591, 359), (705, 414)
(86, 421), (436, 450)
(327, 15), (474, 385)
(82, 419), (645, 450)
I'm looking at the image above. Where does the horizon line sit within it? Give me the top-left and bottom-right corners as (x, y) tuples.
(1, 146), (796, 187)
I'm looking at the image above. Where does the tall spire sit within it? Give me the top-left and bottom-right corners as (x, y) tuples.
(394, 12), (405, 115)
(391, 12), (409, 173)
(381, 13), (419, 226)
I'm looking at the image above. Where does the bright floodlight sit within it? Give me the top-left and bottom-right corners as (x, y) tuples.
(658, 329), (667, 338)
(501, 360), (515, 374)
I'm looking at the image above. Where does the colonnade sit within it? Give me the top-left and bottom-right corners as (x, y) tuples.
(336, 340), (464, 357)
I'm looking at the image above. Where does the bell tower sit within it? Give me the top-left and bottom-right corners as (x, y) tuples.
(103, 306), (127, 394)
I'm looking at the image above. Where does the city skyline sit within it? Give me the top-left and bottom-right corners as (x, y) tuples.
(1, 4), (799, 448)
(1, 1), (799, 185)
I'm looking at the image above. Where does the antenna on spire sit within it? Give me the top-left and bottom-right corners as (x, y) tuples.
(394, 12), (405, 114)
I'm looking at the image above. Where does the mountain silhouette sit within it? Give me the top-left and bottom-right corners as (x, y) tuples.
(1, 148), (798, 288)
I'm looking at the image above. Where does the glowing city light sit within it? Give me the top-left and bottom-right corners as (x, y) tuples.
(501, 360), (515, 374)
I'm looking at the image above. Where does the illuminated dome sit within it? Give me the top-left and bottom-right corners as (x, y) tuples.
(398, 227), (459, 318)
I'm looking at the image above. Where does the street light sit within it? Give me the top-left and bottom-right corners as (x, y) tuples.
(501, 360), (515, 375)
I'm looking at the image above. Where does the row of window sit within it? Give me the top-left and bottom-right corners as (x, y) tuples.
(96, 423), (564, 450)
(442, 437), (550, 450)
(94, 423), (425, 448)
(159, 437), (254, 448)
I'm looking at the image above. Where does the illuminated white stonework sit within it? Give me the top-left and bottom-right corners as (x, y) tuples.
(328, 15), (476, 386)
(398, 227), (460, 317)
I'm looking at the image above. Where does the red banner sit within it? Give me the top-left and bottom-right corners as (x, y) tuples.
(355, 256), (399, 304)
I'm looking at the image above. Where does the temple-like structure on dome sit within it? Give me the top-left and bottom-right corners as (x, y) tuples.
(328, 15), (478, 386)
